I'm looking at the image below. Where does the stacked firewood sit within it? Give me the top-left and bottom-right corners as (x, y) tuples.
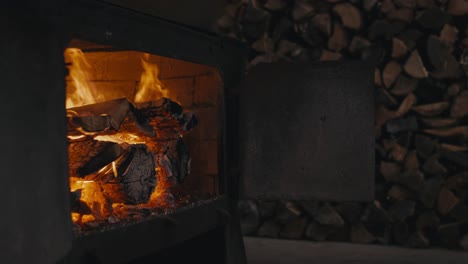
(218, 0), (468, 249)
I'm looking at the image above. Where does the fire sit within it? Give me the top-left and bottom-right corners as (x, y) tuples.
(134, 53), (170, 103)
(69, 178), (111, 223)
(65, 48), (102, 108)
(145, 165), (175, 208)
(65, 50), (174, 229)
(66, 49), (170, 108)
(66, 48), (199, 231)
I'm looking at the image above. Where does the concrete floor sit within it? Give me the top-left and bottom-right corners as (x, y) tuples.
(244, 237), (468, 264)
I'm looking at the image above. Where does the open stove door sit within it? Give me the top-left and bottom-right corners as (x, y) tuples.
(239, 59), (375, 201)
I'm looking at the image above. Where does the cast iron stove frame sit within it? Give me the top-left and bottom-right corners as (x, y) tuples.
(62, 0), (247, 263)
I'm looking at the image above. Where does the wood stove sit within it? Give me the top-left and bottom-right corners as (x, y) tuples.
(1, 1), (375, 263)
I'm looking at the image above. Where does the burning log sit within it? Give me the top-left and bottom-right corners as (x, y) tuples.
(68, 98), (156, 136)
(68, 98), (194, 178)
(135, 98), (198, 133)
(99, 144), (157, 205)
(172, 138), (191, 184)
(67, 98), (131, 132)
(67, 96), (196, 225)
(68, 138), (123, 177)
(155, 137), (191, 184)
(135, 98), (183, 119)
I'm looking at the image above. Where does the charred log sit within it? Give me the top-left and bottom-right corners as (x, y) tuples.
(135, 98), (198, 133)
(156, 137), (191, 184)
(100, 144), (157, 205)
(68, 98), (156, 136)
(67, 98), (131, 132)
(135, 98), (183, 119)
(173, 137), (191, 183)
(68, 139), (123, 177)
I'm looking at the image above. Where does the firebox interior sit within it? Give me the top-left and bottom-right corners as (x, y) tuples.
(66, 39), (223, 232)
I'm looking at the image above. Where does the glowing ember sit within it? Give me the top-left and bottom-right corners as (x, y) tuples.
(94, 133), (146, 145)
(69, 178), (111, 223)
(67, 134), (87, 141)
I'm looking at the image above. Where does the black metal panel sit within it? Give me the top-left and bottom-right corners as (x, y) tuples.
(65, 198), (229, 264)
(101, 0), (226, 34)
(67, 0), (246, 88)
(239, 60), (375, 201)
(62, 2), (248, 263)
(0, 2), (73, 263)
(66, 0), (246, 203)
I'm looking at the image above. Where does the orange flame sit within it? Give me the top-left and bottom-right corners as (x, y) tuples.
(66, 50), (185, 228)
(66, 50), (169, 108)
(70, 178), (111, 221)
(134, 54), (170, 102)
(65, 48), (103, 108)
